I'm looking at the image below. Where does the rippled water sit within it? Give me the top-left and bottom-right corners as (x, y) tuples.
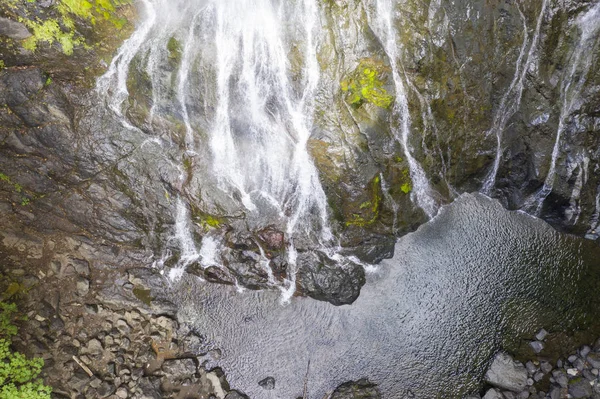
(173, 194), (600, 398)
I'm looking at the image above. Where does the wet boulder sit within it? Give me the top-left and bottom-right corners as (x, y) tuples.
(485, 352), (528, 392)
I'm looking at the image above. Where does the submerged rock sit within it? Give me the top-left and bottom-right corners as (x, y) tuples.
(258, 377), (275, 390)
(330, 379), (381, 399)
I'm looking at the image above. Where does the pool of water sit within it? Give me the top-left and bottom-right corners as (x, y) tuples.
(173, 193), (600, 398)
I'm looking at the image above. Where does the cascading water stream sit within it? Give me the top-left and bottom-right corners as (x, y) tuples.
(96, 0), (157, 118)
(525, 2), (600, 215)
(482, 0), (547, 194)
(96, 0), (362, 300)
(367, 0), (439, 218)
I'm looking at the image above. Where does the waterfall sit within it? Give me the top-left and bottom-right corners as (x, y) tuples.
(525, 2), (600, 215)
(96, 0), (352, 300)
(367, 0), (440, 218)
(482, 0), (547, 194)
(96, 0), (157, 117)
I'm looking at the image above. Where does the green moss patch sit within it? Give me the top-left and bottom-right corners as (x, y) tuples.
(341, 59), (394, 109)
(20, 0), (131, 55)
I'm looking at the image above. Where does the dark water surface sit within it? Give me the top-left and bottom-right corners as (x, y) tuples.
(173, 194), (600, 398)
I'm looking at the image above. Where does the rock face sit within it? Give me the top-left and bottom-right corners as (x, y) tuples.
(485, 352), (528, 392)
(1, 0), (600, 307)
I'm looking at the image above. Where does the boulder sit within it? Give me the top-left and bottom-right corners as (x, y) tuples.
(0, 17), (31, 40)
(485, 352), (528, 392)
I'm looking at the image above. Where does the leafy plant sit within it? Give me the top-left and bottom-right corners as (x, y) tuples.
(0, 302), (51, 399)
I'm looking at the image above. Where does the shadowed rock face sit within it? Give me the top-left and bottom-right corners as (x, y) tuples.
(1, 0), (599, 305)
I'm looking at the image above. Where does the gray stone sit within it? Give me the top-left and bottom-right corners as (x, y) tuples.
(526, 361), (538, 375)
(569, 379), (592, 398)
(588, 354), (600, 369)
(258, 376), (275, 390)
(534, 372), (544, 382)
(583, 370), (595, 381)
(529, 341), (544, 354)
(575, 358), (586, 371)
(115, 387), (128, 398)
(76, 277), (90, 296)
(0, 17), (31, 40)
(535, 329), (548, 341)
(86, 339), (103, 355)
(483, 389), (503, 399)
(581, 346), (592, 358)
(503, 392), (516, 399)
(485, 353), (528, 392)
(548, 387), (562, 399)
(569, 355), (578, 364)
(161, 358), (197, 378)
(553, 370), (569, 388)
(97, 381), (116, 398)
(541, 361), (553, 374)
(225, 391), (249, 399)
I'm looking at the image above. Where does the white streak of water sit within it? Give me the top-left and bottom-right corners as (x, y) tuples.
(526, 2), (600, 214)
(482, 0), (547, 194)
(96, 0), (157, 116)
(368, 0), (439, 218)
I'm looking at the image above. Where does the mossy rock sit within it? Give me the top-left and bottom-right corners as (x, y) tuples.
(341, 58), (394, 109)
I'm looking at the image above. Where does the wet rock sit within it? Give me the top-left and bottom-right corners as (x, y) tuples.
(257, 227), (285, 250)
(295, 251), (365, 305)
(568, 378), (592, 398)
(330, 379), (381, 399)
(485, 353), (528, 392)
(536, 329), (548, 341)
(258, 377), (275, 390)
(530, 341), (544, 354)
(482, 389), (503, 399)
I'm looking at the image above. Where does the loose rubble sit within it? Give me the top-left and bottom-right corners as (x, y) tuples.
(472, 330), (600, 399)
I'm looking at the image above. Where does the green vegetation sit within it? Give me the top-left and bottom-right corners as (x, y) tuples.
(0, 174), (31, 207)
(0, 61), (4, 71)
(0, 302), (51, 399)
(167, 37), (182, 64)
(400, 182), (412, 194)
(345, 175), (382, 227)
(191, 206), (223, 230)
(21, 0), (130, 55)
(341, 60), (394, 109)
(133, 286), (153, 306)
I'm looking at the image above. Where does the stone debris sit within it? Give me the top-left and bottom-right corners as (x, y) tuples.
(468, 336), (600, 399)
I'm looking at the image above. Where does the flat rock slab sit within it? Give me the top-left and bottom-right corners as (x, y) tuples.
(485, 352), (528, 392)
(0, 17), (31, 40)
